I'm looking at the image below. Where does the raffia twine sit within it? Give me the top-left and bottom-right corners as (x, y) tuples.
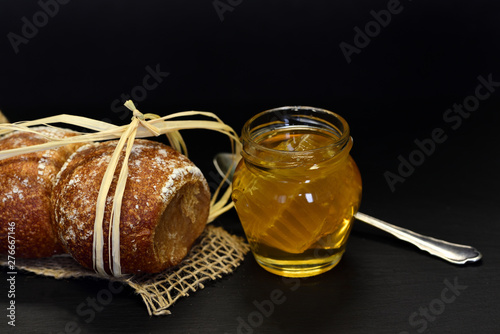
(0, 103), (250, 315)
(0, 110), (8, 124)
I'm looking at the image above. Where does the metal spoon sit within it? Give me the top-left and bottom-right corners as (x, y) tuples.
(213, 152), (483, 265)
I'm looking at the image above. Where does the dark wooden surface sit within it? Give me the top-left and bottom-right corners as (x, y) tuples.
(1, 1), (500, 333)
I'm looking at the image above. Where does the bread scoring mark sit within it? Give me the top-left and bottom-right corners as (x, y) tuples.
(55, 143), (96, 185)
(37, 155), (49, 181)
(160, 165), (203, 203)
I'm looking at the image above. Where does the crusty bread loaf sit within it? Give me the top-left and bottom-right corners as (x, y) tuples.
(0, 127), (82, 258)
(52, 139), (211, 274)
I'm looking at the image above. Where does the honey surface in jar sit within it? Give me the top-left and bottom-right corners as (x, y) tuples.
(232, 126), (362, 277)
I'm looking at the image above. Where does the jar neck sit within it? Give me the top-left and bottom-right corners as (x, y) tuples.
(240, 106), (353, 169)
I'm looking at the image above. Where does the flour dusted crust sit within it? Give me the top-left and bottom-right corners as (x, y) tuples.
(52, 139), (211, 274)
(0, 127), (82, 258)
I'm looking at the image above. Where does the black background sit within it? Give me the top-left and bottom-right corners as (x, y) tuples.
(1, 1), (499, 333)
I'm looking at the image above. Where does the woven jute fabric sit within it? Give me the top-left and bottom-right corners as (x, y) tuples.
(1, 225), (249, 315)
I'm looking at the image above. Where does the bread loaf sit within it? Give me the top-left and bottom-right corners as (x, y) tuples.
(0, 127), (82, 258)
(52, 139), (211, 274)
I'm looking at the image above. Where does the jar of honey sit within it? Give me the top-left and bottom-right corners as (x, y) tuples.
(232, 106), (362, 277)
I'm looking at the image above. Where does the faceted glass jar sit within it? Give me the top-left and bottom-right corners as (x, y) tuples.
(232, 106), (362, 277)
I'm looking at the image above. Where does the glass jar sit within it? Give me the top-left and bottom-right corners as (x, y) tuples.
(232, 106), (362, 277)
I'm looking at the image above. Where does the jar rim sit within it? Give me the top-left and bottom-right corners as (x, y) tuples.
(241, 106), (351, 154)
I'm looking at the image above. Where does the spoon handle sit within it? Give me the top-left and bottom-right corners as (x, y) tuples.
(354, 212), (483, 264)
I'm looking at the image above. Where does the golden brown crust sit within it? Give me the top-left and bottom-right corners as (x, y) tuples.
(0, 127), (82, 258)
(53, 139), (210, 274)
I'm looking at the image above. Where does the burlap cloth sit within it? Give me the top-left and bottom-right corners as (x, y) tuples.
(1, 225), (250, 315)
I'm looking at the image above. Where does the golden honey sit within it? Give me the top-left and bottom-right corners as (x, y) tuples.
(232, 107), (362, 277)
